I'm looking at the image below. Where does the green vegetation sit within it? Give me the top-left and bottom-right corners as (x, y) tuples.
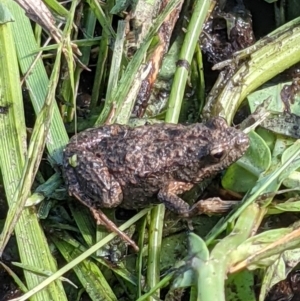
(1, 1), (300, 300)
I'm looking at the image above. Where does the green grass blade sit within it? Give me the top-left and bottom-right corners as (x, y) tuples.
(8, 1), (69, 164)
(0, 3), (67, 300)
(166, 0), (212, 123)
(14, 209), (150, 301)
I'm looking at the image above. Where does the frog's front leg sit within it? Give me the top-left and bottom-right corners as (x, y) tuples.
(157, 181), (195, 217)
(63, 149), (123, 209)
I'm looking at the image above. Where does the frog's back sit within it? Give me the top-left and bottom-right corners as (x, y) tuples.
(90, 121), (233, 183)
(64, 118), (248, 188)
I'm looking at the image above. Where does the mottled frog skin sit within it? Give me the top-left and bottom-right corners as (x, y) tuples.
(63, 118), (249, 217)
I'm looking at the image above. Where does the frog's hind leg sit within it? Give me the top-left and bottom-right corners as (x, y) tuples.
(63, 150), (139, 251)
(71, 191), (139, 252)
(63, 149), (123, 208)
(158, 182), (238, 217)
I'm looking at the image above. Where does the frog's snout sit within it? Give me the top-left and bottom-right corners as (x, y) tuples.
(235, 132), (249, 153)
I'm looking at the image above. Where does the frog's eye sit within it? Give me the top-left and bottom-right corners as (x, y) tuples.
(211, 149), (226, 160)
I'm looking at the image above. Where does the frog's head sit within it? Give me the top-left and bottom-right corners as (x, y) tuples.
(206, 117), (249, 163)
(188, 117), (249, 182)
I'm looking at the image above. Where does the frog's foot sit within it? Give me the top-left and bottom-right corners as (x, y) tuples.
(90, 207), (139, 252)
(72, 191), (139, 252)
(158, 182), (239, 217)
(187, 198), (239, 216)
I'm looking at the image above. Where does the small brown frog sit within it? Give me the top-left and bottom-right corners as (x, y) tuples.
(63, 118), (249, 217)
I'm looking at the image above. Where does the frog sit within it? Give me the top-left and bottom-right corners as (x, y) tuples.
(62, 117), (249, 217)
